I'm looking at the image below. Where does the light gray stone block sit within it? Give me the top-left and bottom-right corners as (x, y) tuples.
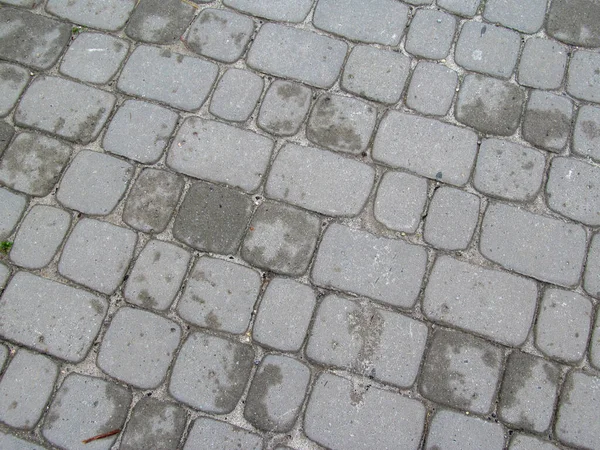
(210, 69), (264, 122)
(425, 409), (505, 450)
(0, 187), (26, 239)
(405, 9), (457, 60)
(437, 0), (481, 17)
(406, 61), (458, 116)
(126, 0), (195, 44)
(523, 91), (573, 152)
(46, 0), (136, 31)
(591, 309), (600, 369)
(546, 0), (600, 47)
(585, 233), (600, 298)
(0, 431), (45, 450)
(483, 0), (547, 33)
(184, 418), (262, 449)
(223, 0), (313, 22)
(573, 105), (600, 162)
(0, 63), (29, 117)
(257, 80), (311, 136)
(509, 434), (560, 450)
(518, 38), (568, 90)
(567, 50), (600, 103)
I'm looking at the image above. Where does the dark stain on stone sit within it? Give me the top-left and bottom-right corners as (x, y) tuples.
(138, 289), (157, 308)
(499, 351), (535, 410)
(244, 363), (284, 430)
(205, 310), (221, 329)
(214, 343), (254, 412)
(347, 303), (384, 377)
(581, 120), (600, 140)
(199, 11), (227, 25)
(0, 66), (26, 84)
(308, 99), (362, 152)
(160, 48), (172, 58)
(523, 109), (570, 149)
(277, 82), (304, 101)
(153, 251), (161, 262)
(90, 298), (105, 315)
(74, 107), (106, 142)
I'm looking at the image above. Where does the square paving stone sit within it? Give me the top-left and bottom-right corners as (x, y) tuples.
(183, 417), (262, 449)
(0, 63), (29, 117)
(58, 218), (137, 295)
(307, 295), (428, 387)
(567, 50), (600, 103)
(46, 0), (136, 31)
(585, 233), (600, 298)
(242, 201), (320, 276)
(98, 307), (181, 389)
(405, 9), (457, 60)
(0, 132), (71, 197)
(406, 61), (458, 116)
(9, 205), (71, 269)
(420, 328), (503, 414)
(118, 45), (218, 111)
(209, 69), (264, 122)
(126, 0), (195, 44)
(173, 181), (253, 254)
(0, 272), (107, 362)
(437, 0), (481, 17)
(0, 8), (71, 70)
(455, 74), (526, 136)
(546, 0), (600, 47)
(223, 0), (313, 22)
(307, 94), (376, 155)
(591, 309), (600, 369)
(244, 355), (310, 432)
(124, 240), (190, 311)
(0, 187), (26, 239)
(522, 91), (573, 152)
(252, 277), (316, 352)
(0, 121), (14, 156)
(518, 38), (568, 90)
(59, 32), (129, 85)
(305, 372), (425, 450)
(257, 80), (312, 136)
(0, 349), (58, 429)
(15, 76), (116, 144)
(509, 434), (560, 450)
(57, 150), (133, 215)
(483, 0), (547, 34)
(169, 331), (254, 413)
(177, 256), (261, 334)
(573, 105), (600, 162)
(42, 374), (131, 450)
(123, 168), (184, 234)
(103, 99), (178, 164)
(0, 431), (45, 450)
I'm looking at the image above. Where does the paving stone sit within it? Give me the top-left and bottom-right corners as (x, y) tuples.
(567, 50), (600, 104)
(480, 203), (587, 287)
(177, 256), (261, 334)
(242, 201), (320, 276)
(265, 143), (374, 216)
(0, 264), (9, 290)
(118, 45), (218, 111)
(184, 417), (263, 449)
(555, 371), (600, 449)
(0, 8), (70, 70)
(15, 76), (116, 144)
(423, 256), (538, 346)
(168, 117), (273, 192)
(546, 0), (600, 47)
(0, 132), (72, 197)
(307, 295), (428, 387)
(341, 45), (410, 105)
(0, 122), (14, 156)
(313, 0), (408, 45)
(57, 150), (133, 215)
(406, 61), (458, 116)
(546, 157), (600, 226)
(483, 0), (546, 34)
(0, 272), (107, 362)
(423, 187), (480, 251)
(573, 105), (600, 162)
(0, 187), (26, 239)
(247, 23), (347, 89)
(0, 0), (42, 7)
(123, 168), (184, 234)
(0, 431), (45, 450)
(585, 233), (600, 298)
(305, 372), (425, 450)
(185, 8), (254, 64)
(59, 32), (129, 85)
(46, 0), (136, 31)
(173, 181), (253, 254)
(437, 0), (481, 17)
(257, 80), (312, 136)
(169, 331), (254, 413)
(244, 355), (310, 432)
(455, 74), (526, 136)
(9, 205), (71, 269)
(121, 398), (187, 450)
(591, 309), (600, 369)
(517, 38), (568, 90)
(0, 63), (29, 117)
(522, 91), (573, 152)
(126, 0), (195, 44)
(405, 10), (457, 60)
(58, 218), (137, 295)
(509, 434), (560, 450)
(210, 69), (264, 122)
(473, 138), (546, 202)
(124, 240), (191, 311)
(252, 277), (316, 352)
(42, 374), (131, 450)
(373, 111), (478, 186)
(103, 99), (178, 164)
(0, 349), (58, 429)
(223, 0), (313, 22)
(312, 224), (427, 308)
(98, 307), (181, 389)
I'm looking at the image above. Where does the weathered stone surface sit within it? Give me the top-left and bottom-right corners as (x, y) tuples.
(209, 69), (264, 122)
(0, 187), (26, 240)
(573, 105), (600, 162)
(567, 50), (600, 103)
(546, 0), (600, 47)
(425, 409), (505, 450)
(405, 9), (456, 60)
(46, 0), (136, 31)
(0, 431), (45, 450)
(438, 0), (481, 17)
(518, 38), (568, 90)
(126, 0), (195, 44)
(223, 0), (313, 22)
(406, 61), (458, 116)
(0, 63), (29, 117)
(509, 434), (560, 450)
(0, 122), (14, 156)
(257, 80), (311, 136)
(483, 0), (547, 34)
(592, 310), (600, 369)
(522, 91), (573, 152)
(584, 233), (600, 299)
(183, 418), (262, 449)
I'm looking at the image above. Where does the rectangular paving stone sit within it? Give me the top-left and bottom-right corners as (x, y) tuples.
(257, 80), (312, 136)
(567, 50), (600, 103)
(223, 0), (314, 22)
(483, 0), (546, 34)
(312, 224), (427, 308)
(518, 38), (568, 90)
(480, 203), (587, 287)
(425, 409), (505, 450)
(184, 418), (262, 450)
(405, 9), (457, 60)
(372, 111), (478, 186)
(522, 90), (573, 152)
(0, 272), (107, 362)
(546, 0), (600, 48)
(584, 233), (600, 298)
(46, 0), (136, 31)
(573, 104), (600, 162)
(406, 61), (458, 116)
(247, 23), (347, 89)
(0, 63), (29, 117)
(126, 0), (195, 44)
(437, 0), (481, 17)
(209, 69), (264, 122)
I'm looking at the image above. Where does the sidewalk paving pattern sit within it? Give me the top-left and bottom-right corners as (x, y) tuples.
(0, 0), (599, 449)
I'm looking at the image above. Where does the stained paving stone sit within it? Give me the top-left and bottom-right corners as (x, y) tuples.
(223, 0), (313, 22)
(591, 310), (600, 369)
(438, 0), (481, 16)
(0, 349), (58, 429)
(0, 344), (7, 371)
(257, 80), (312, 136)
(455, 74), (525, 136)
(373, 111), (478, 186)
(126, 0), (195, 44)
(584, 233), (600, 298)
(0, 122), (14, 156)
(0, 187), (26, 240)
(546, 0), (600, 47)
(120, 398), (187, 450)
(573, 104), (600, 162)
(252, 277), (316, 352)
(0, 272), (107, 362)
(265, 143), (374, 216)
(304, 372), (426, 450)
(1, 0), (42, 7)
(0, 264), (9, 290)
(0, 63), (29, 117)
(247, 23), (347, 89)
(312, 224), (427, 308)
(509, 434), (560, 450)
(405, 9), (457, 60)
(546, 157), (600, 226)
(177, 256), (261, 334)
(58, 218), (137, 295)
(517, 38), (568, 90)
(118, 45), (218, 111)
(406, 61), (458, 116)
(0, 8), (71, 70)
(183, 417), (263, 449)
(522, 91), (573, 152)
(46, 0), (136, 31)
(42, 374), (131, 450)
(124, 240), (191, 311)
(483, 0), (547, 34)
(480, 203), (587, 287)
(0, 431), (45, 450)
(15, 76), (116, 144)
(244, 355), (310, 432)
(0, 132), (72, 197)
(169, 331), (254, 413)
(423, 256), (538, 346)
(307, 295), (428, 387)
(568, 50), (600, 104)
(209, 69), (264, 122)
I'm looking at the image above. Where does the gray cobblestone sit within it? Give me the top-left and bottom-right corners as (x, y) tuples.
(509, 434), (560, 450)
(0, 431), (44, 450)
(0, 63), (29, 117)
(584, 233), (600, 298)
(0, 187), (26, 239)
(46, 0), (136, 31)
(1, 0), (41, 7)
(567, 50), (600, 103)
(546, 0), (600, 47)
(406, 61), (458, 116)
(126, 0), (195, 44)
(573, 104), (600, 162)
(210, 69), (264, 122)
(437, 0), (481, 17)
(257, 80), (311, 136)
(523, 91), (573, 152)
(483, 0), (547, 34)
(592, 310), (600, 369)
(183, 417), (262, 449)
(0, 264), (9, 290)
(517, 38), (568, 90)
(425, 409), (505, 450)
(0, 122), (14, 156)
(405, 9), (457, 60)
(223, 0), (313, 22)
